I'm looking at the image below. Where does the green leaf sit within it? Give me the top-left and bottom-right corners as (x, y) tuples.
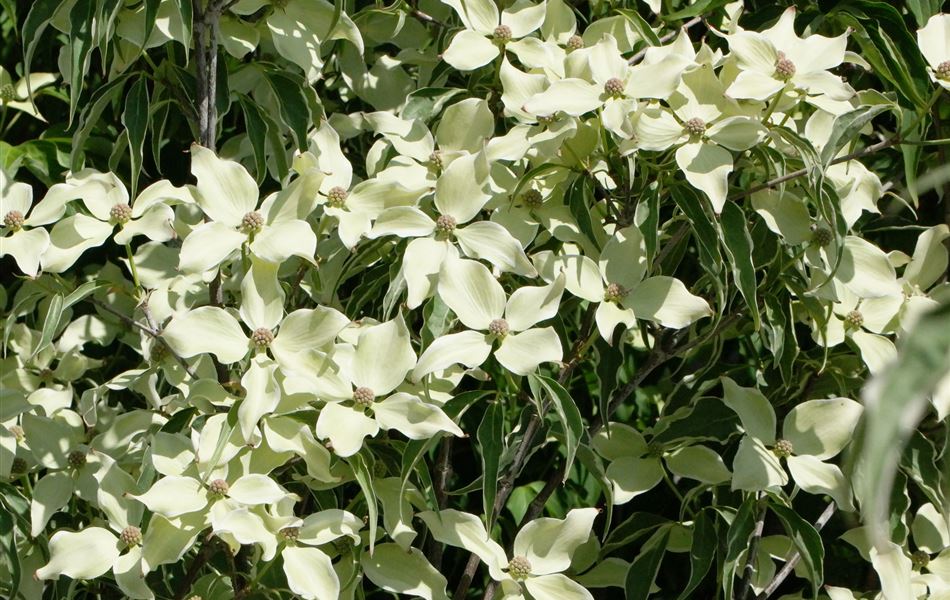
(141, 0), (161, 51)
(177, 0), (193, 59)
(723, 495), (758, 599)
(0, 504), (19, 599)
(671, 186), (722, 274)
(565, 176), (598, 249)
(616, 9), (660, 46)
(720, 202), (760, 329)
(819, 105), (890, 168)
(265, 71), (312, 151)
(22, 0), (63, 96)
(624, 525), (670, 600)
(31, 293), (64, 361)
(71, 73), (131, 171)
(900, 431), (945, 513)
(402, 87), (465, 122)
(530, 374), (584, 482)
(676, 509), (717, 600)
(769, 502), (825, 597)
(350, 452), (379, 554)
(856, 302), (950, 543)
(660, 0), (732, 21)
(238, 94), (269, 184)
(67, 0), (96, 125)
(651, 397), (740, 445)
(123, 77), (150, 197)
(63, 281), (105, 310)
(477, 401), (504, 527)
(601, 512), (669, 555)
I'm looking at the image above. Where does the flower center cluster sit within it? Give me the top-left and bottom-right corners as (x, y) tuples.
(911, 549), (930, 570)
(844, 310), (864, 330)
(3, 210), (24, 231)
(0, 83), (15, 103)
(521, 189), (543, 209)
(435, 214), (457, 239)
(353, 386), (376, 408)
(67, 450), (87, 469)
(937, 60), (950, 81)
(10, 457), (27, 474)
(507, 555), (532, 580)
(493, 25), (512, 43)
(488, 318), (510, 338)
(150, 342), (168, 363)
(603, 77), (625, 98)
(240, 211), (264, 234)
(279, 527), (300, 542)
(772, 438), (794, 459)
(683, 117), (706, 137)
(208, 478), (230, 497)
(536, 113), (558, 126)
(811, 227), (833, 247)
(326, 186), (348, 209)
(429, 151), (444, 171)
(774, 51), (796, 81)
(110, 203), (132, 224)
(120, 525), (143, 546)
(251, 327), (274, 349)
(604, 283), (627, 304)
(566, 35), (584, 51)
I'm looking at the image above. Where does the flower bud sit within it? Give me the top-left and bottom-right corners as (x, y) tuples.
(774, 52), (796, 81)
(772, 439), (794, 459)
(3, 210), (24, 231)
(493, 25), (513, 43)
(240, 211), (265, 234)
(604, 77), (625, 98)
(110, 203), (132, 225)
(507, 556), (532, 580)
(488, 319), (510, 338)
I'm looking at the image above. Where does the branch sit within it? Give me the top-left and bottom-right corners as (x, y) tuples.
(729, 136), (901, 201)
(89, 298), (199, 380)
(173, 531), (215, 600)
(737, 495), (768, 600)
(755, 502), (836, 600)
(628, 17), (703, 65)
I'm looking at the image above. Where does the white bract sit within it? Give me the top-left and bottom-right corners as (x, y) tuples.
(420, 508), (598, 600)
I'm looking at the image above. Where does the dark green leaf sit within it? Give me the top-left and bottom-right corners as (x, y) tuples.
(123, 76), (150, 197)
(23, 0), (63, 94)
(616, 9), (661, 45)
(402, 87), (465, 121)
(141, 0), (162, 51)
(769, 502), (825, 597)
(819, 105), (890, 167)
(265, 71), (312, 151)
(68, 0), (96, 125)
(624, 526), (670, 600)
(0, 506), (20, 599)
(720, 202), (760, 329)
(531, 374), (584, 481)
(350, 452), (379, 553)
(238, 94), (269, 183)
(71, 73), (132, 171)
(672, 186), (722, 274)
(676, 509), (717, 600)
(477, 401), (505, 527)
(31, 293), (64, 361)
(602, 512), (669, 555)
(651, 397), (740, 445)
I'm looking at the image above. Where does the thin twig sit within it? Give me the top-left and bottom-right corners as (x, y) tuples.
(755, 502), (836, 600)
(409, 8), (448, 28)
(89, 298), (199, 379)
(730, 137), (901, 201)
(628, 16), (703, 65)
(737, 495), (768, 600)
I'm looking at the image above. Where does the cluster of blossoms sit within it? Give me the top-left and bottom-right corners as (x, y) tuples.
(2, 1), (950, 599)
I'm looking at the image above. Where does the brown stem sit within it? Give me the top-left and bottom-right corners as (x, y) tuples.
(730, 136), (902, 201)
(173, 532), (215, 600)
(755, 502), (836, 600)
(737, 496), (768, 600)
(89, 298), (199, 379)
(428, 437), (455, 568)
